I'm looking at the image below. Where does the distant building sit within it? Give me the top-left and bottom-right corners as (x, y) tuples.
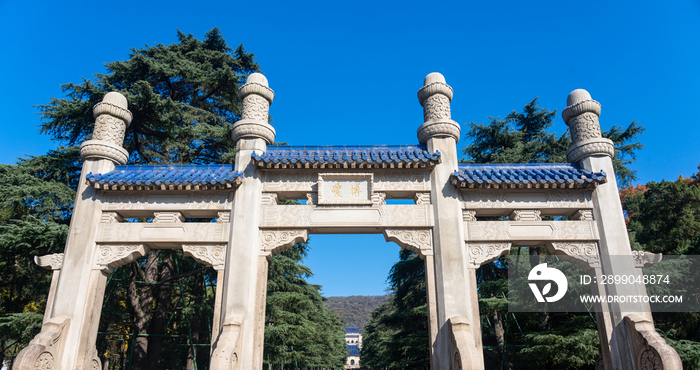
(345, 327), (361, 369)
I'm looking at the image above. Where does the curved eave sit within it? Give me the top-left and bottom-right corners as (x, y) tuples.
(86, 165), (244, 191)
(252, 145), (441, 169)
(450, 164), (607, 189)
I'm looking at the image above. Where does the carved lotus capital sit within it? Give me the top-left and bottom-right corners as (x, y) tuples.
(417, 120), (461, 144)
(238, 82), (274, 104)
(80, 140), (130, 165)
(231, 120), (276, 144)
(562, 99), (601, 125)
(92, 100), (133, 126)
(566, 138), (614, 164)
(417, 81), (454, 106)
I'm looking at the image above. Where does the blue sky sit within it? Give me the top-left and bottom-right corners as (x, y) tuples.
(1, 0), (699, 297)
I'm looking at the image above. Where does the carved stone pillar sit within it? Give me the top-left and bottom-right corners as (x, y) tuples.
(563, 89), (680, 369)
(14, 92), (132, 370)
(213, 73), (274, 369)
(418, 73), (483, 369)
(182, 244), (227, 350)
(34, 253), (64, 323)
(231, 73), (275, 145)
(382, 228), (439, 355)
(80, 92), (132, 165)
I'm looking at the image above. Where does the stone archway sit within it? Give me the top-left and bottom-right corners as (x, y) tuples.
(15, 73), (683, 370)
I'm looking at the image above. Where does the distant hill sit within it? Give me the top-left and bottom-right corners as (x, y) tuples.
(324, 295), (390, 332)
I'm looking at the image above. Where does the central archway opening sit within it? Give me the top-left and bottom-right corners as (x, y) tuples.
(297, 233), (431, 369)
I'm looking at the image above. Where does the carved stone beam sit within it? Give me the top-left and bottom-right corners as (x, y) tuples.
(624, 314), (683, 370)
(631, 251), (663, 268)
(34, 253), (64, 322)
(183, 244), (226, 270)
(383, 228), (433, 259)
(547, 242), (600, 270)
(93, 244), (148, 273)
(466, 221), (599, 242)
(466, 242), (512, 268)
(260, 229), (309, 260)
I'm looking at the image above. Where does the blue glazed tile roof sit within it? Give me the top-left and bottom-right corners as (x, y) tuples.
(345, 326), (360, 333)
(348, 345), (360, 356)
(86, 164), (243, 190)
(452, 163), (606, 189)
(252, 145), (441, 169)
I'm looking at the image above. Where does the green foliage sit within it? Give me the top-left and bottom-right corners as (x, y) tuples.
(38, 28), (260, 164)
(462, 98), (645, 186)
(264, 240), (347, 369)
(624, 177), (700, 255)
(660, 334), (700, 369)
(0, 159), (74, 363)
(323, 295), (389, 331)
(517, 321), (599, 370)
(621, 169), (700, 368)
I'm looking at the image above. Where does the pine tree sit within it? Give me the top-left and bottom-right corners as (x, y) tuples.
(0, 149), (76, 364)
(38, 27), (259, 165)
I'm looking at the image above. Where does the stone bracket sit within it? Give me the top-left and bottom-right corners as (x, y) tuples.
(34, 253), (64, 270)
(383, 228), (433, 259)
(183, 244), (226, 270)
(93, 244), (148, 273)
(96, 223), (230, 244)
(632, 251), (663, 268)
(260, 229), (309, 260)
(466, 243), (512, 268)
(547, 242), (600, 270)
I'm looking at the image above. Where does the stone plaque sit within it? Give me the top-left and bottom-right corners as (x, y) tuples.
(317, 173), (373, 205)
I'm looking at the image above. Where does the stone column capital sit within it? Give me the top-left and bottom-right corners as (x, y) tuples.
(417, 72), (460, 144)
(80, 92), (132, 165)
(562, 89), (614, 163)
(232, 73), (276, 144)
